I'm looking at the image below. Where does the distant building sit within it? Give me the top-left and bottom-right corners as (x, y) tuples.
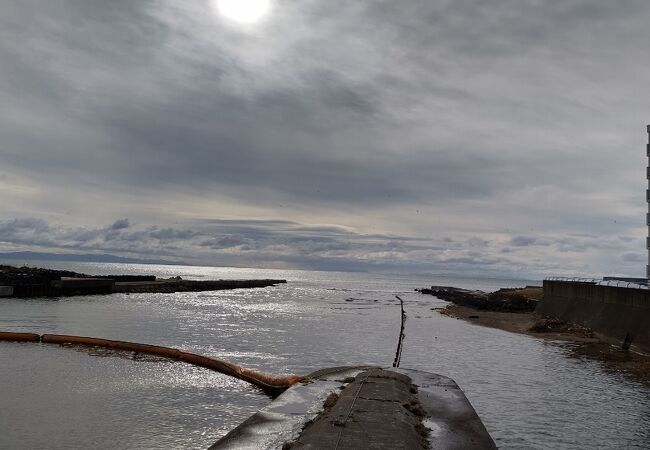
(647, 125), (650, 279)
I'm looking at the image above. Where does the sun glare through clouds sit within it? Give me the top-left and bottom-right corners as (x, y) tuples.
(215, 0), (271, 24)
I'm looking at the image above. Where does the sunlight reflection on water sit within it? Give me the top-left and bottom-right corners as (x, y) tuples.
(1, 261), (649, 449)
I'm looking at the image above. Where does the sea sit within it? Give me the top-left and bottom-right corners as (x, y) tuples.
(0, 261), (649, 449)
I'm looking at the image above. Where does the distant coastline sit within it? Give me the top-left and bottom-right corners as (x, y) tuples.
(0, 251), (181, 266)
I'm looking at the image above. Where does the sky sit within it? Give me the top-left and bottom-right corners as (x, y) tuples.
(1, 0), (649, 278)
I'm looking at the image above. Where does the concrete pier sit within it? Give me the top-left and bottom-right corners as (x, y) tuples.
(211, 367), (496, 450)
(113, 279), (286, 294)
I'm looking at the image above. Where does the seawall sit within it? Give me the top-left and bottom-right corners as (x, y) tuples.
(538, 280), (650, 351)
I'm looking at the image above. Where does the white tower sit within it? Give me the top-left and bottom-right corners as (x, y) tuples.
(647, 125), (650, 279)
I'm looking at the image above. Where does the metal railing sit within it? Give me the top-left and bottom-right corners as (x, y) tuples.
(545, 276), (650, 290)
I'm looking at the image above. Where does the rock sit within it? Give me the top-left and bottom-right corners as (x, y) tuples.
(419, 285), (540, 313)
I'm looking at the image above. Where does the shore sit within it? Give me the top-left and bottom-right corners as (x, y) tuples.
(422, 286), (650, 386)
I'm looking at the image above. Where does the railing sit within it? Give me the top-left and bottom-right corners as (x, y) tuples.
(545, 277), (650, 290)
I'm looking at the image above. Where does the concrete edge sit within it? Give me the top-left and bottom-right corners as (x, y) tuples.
(395, 368), (497, 450)
(209, 366), (372, 450)
(209, 367), (496, 450)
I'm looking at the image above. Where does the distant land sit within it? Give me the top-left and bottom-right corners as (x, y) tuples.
(0, 251), (180, 266)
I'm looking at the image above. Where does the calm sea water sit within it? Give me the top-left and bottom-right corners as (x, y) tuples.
(1, 261), (649, 449)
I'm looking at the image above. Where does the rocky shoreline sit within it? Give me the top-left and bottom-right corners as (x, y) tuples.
(419, 285), (541, 312)
(419, 285), (650, 386)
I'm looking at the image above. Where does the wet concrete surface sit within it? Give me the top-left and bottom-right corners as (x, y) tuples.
(210, 367), (370, 450)
(211, 367), (496, 450)
(291, 368), (429, 449)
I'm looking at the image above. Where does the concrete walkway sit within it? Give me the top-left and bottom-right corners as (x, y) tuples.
(291, 369), (429, 449)
(211, 367), (496, 450)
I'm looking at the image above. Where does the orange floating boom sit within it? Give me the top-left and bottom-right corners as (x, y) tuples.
(0, 332), (40, 342)
(0, 331), (303, 395)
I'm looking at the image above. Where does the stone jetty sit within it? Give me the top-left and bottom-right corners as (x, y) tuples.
(0, 265), (286, 298)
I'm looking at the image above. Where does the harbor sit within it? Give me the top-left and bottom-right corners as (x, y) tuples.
(3, 0), (650, 447)
(1, 265), (649, 448)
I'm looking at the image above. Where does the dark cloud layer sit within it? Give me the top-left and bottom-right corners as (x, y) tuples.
(0, 216), (643, 277)
(1, 0), (649, 277)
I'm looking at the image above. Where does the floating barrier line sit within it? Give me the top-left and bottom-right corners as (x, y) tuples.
(0, 331), (303, 395)
(392, 295), (406, 368)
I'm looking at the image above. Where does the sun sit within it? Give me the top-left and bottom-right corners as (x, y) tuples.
(215, 0), (271, 24)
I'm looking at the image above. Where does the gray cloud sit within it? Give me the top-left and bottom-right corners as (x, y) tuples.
(0, 0), (649, 277)
(622, 252), (645, 263)
(0, 216), (644, 277)
(511, 236), (534, 247)
(110, 218), (130, 230)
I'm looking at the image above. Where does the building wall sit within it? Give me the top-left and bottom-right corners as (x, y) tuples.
(647, 125), (650, 279)
(539, 280), (650, 351)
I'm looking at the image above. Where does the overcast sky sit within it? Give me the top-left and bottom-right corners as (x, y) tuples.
(1, 0), (649, 278)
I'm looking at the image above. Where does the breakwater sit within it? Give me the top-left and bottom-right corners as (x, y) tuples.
(113, 279), (286, 294)
(1, 279), (286, 298)
(539, 280), (650, 351)
(0, 264), (286, 298)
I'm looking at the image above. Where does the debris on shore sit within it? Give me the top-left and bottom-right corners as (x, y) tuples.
(528, 317), (595, 338)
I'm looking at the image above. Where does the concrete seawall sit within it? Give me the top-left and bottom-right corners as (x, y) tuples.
(539, 280), (650, 351)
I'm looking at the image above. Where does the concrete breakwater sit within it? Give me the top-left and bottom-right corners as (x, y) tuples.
(0, 264), (286, 298)
(539, 280), (650, 351)
(212, 367), (497, 449)
(1, 279), (287, 298)
(113, 279), (286, 294)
